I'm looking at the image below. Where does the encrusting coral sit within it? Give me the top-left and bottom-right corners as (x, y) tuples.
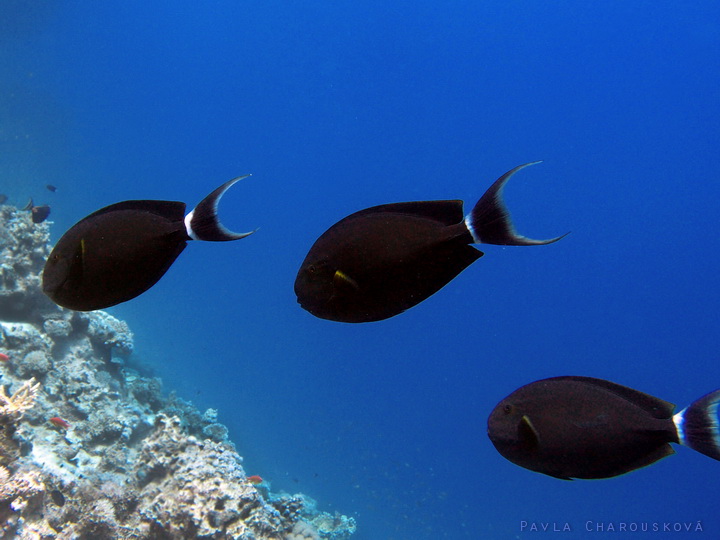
(0, 201), (357, 538)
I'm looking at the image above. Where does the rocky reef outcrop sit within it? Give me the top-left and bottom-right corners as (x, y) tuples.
(0, 202), (357, 539)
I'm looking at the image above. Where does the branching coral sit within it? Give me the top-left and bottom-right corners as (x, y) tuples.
(0, 378), (40, 420)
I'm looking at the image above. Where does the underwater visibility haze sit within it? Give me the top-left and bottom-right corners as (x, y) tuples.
(2, 1), (720, 538)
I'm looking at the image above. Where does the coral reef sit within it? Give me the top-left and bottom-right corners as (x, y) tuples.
(0, 203), (357, 539)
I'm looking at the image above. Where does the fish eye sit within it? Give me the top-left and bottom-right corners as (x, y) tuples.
(503, 404), (514, 415)
(307, 264), (316, 274)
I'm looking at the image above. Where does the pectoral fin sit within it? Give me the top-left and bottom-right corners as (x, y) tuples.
(519, 415), (540, 451)
(68, 239), (86, 285)
(333, 270), (360, 293)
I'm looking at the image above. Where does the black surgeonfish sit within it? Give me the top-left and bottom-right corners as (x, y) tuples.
(23, 198), (51, 223)
(487, 376), (720, 480)
(294, 162), (565, 323)
(43, 176), (255, 311)
(31, 204), (51, 223)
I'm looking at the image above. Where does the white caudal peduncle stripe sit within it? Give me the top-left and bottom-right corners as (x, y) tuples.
(464, 214), (481, 244)
(673, 409), (687, 445)
(184, 210), (199, 240)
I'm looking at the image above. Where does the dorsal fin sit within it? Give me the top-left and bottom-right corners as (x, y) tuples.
(350, 200), (465, 226)
(550, 376), (676, 419)
(82, 200), (186, 223)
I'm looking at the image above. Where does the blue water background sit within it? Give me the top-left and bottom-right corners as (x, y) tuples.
(2, 2), (719, 538)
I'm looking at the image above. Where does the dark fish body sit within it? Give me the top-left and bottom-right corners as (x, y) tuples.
(296, 201), (479, 323)
(487, 376), (720, 479)
(0, 194), (7, 204)
(31, 204), (51, 223)
(43, 176), (254, 311)
(22, 198), (51, 223)
(46, 184), (57, 192)
(295, 162), (564, 323)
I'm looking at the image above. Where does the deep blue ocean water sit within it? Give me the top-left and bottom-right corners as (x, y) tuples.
(2, 2), (719, 538)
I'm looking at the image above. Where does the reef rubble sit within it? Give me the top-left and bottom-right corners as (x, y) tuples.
(0, 202), (357, 539)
